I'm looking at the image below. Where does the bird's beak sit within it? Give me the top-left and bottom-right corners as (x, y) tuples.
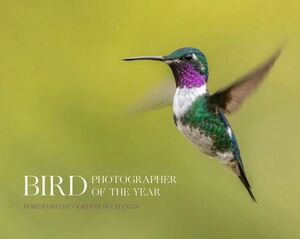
(122, 56), (165, 61)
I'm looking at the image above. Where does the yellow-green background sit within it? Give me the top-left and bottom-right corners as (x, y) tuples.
(0, 0), (299, 238)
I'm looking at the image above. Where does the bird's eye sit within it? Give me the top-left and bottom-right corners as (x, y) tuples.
(183, 53), (193, 61)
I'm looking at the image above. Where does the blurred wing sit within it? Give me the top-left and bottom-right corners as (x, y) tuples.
(125, 78), (175, 114)
(209, 47), (282, 114)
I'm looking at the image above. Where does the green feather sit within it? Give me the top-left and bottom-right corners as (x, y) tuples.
(181, 96), (231, 153)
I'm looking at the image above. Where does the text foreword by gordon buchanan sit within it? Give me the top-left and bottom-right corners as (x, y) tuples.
(24, 175), (176, 197)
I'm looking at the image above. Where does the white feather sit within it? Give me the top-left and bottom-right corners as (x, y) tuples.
(173, 85), (207, 118)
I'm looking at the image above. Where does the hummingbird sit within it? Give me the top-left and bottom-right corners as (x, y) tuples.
(123, 47), (281, 202)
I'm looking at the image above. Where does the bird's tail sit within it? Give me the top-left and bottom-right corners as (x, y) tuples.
(238, 163), (256, 202)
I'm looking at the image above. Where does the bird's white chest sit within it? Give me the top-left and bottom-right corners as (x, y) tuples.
(172, 86), (215, 155)
(173, 85), (207, 118)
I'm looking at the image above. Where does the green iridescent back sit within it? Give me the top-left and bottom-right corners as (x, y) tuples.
(181, 96), (232, 153)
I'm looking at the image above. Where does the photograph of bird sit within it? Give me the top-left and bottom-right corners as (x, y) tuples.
(123, 47), (281, 202)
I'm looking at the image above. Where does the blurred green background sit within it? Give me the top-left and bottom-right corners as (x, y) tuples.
(0, 0), (300, 238)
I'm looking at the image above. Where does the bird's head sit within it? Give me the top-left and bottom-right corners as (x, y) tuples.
(123, 47), (209, 88)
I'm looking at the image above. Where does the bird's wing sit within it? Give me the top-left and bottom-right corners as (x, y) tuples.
(125, 78), (175, 114)
(208, 47), (282, 114)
